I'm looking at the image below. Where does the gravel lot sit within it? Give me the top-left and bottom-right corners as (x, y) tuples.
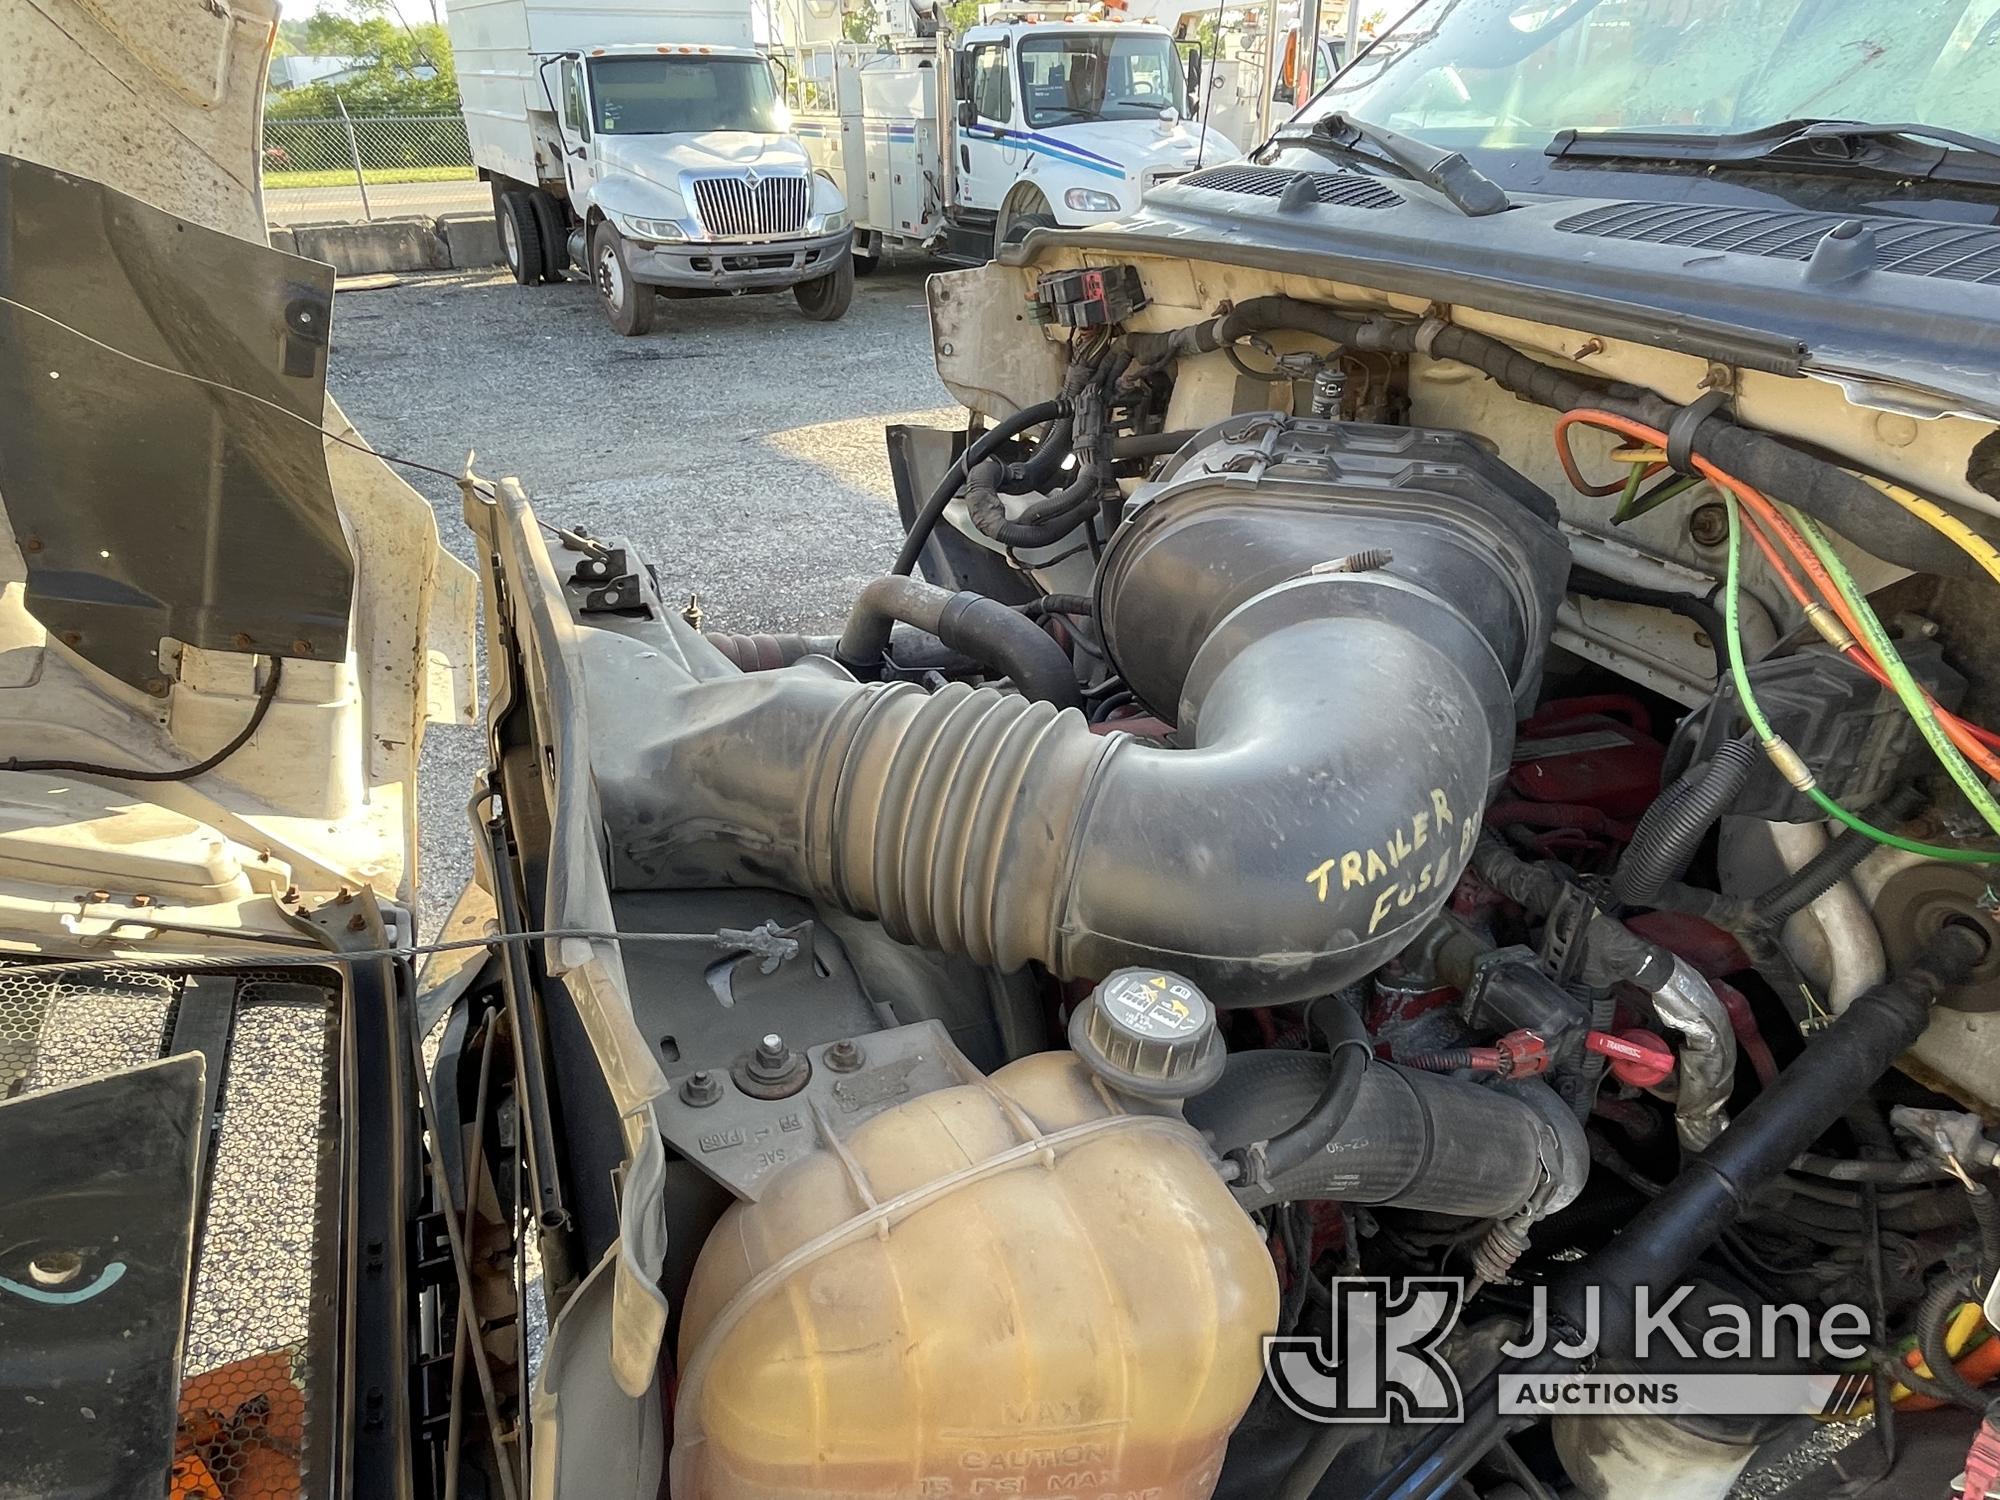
(324, 259), (955, 936)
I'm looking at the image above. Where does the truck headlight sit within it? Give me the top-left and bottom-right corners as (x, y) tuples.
(611, 213), (686, 243)
(1064, 188), (1122, 213)
(818, 209), (851, 233)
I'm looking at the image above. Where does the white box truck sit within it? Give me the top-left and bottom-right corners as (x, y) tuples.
(446, 0), (855, 334)
(779, 0), (1240, 266)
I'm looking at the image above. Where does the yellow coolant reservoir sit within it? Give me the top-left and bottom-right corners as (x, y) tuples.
(671, 1048), (1277, 1500)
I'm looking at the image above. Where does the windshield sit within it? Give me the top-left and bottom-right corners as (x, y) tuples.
(1018, 32), (1185, 127)
(588, 56), (783, 136)
(1303, 0), (1998, 148)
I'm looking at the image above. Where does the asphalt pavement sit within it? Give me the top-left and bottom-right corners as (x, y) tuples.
(266, 177), (491, 225)
(323, 259), (956, 935)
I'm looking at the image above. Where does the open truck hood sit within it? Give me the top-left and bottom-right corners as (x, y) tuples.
(0, 3), (477, 1495)
(0, 0), (476, 951)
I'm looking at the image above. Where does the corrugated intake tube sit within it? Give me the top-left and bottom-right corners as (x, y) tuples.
(597, 421), (1568, 1004)
(1185, 1047), (1586, 1217)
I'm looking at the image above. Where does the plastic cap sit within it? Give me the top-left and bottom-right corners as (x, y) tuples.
(1070, 967), (1225, 1100)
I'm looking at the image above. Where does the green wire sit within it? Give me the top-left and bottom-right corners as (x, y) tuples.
(1723, 500), (1996, 866)
(1781, 504), (2000, 841)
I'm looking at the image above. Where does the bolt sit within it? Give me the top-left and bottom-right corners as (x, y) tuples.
(1573, 337), (1605, 360)
(233, 633), (253, 649)
(347, 912), (368, 932)
(144, 676), (170, 698)
(680, 1069), (724, 1107)
(21, 537), (42, 554)
(291, 638), (313, 655)
(825, 1038), (864, 1072)
(282, 885), (299, 903)
(131, 893), (153, 908)
(335, 887), (353, 905)
(28, 1251), (82, 1288)
(59, 630), (81, 647)
(1688, 502), (1730, 548)
(756, 1033), (787, 1066)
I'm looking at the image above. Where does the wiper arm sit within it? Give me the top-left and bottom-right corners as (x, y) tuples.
(1273, 110), (1512, 216)
(1548, 117), (2000, 184)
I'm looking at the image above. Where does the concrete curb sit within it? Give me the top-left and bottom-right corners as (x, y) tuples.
(269, 211), (505, 276)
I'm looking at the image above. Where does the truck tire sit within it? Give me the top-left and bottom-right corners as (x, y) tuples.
(591, 223), (658, 337)
(499, 190), (545, 287)
(530, 190), (569, 280)
(794, 255), (854, 321)
(997, 210), (1058, 256)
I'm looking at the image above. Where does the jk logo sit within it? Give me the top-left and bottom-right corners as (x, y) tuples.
(1263, 1277), (1466, 1424)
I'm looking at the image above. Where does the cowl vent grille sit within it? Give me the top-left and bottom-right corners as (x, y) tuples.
(1554, 201), (2000, 285)
(1178, 165), (1401, 210)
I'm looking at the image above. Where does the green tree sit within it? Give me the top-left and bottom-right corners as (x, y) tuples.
(267, 1), (459, 117)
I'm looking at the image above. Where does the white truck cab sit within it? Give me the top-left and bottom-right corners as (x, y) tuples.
(448, 0), (854, 334)
(783, 6), (1238, 265)
(953, 18), (1235, 248)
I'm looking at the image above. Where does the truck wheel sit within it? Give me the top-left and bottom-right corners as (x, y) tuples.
(794, 256), (854, 321)
(499, 191), (545, 287)
(591, 223), (657, 337)
(530, 190), (569, 281)
(996, 210), (1058, 256)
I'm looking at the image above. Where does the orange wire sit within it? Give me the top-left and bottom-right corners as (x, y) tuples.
(1554, 409), (2000, 778)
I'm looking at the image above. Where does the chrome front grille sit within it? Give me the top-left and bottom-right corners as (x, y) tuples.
(687, 173), (810, 239)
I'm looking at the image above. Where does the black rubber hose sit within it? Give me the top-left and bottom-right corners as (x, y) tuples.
(1360, 921), (1990, 1500)
(1110, 429), (1198, 460)
(1611, 735), (1759, 906)
(1973, 1181), (2000, 1285)
(1568, 568), (1730, 681)
(705, 629), (980, 675)
(1255, 996), (1373, 1181)
(1015, 594), (1094, 619)
(891, 399), (1069, 577)
(966, 460), (1102, 549)
(834, 576), (1082, 710)
(1186, 1050), (1579, 1217)
(1916, 1267), (1990, 1411)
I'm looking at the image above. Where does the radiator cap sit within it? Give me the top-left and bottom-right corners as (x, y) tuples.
(1070, 967), (1225, 1100)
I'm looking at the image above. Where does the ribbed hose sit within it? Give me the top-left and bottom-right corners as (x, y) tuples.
(1755, 788), (1924, 924)
(1916, 1267), (1989, 1411)
(1612, 735), (1759, 906)
(1185, 1049), (1582, 1216)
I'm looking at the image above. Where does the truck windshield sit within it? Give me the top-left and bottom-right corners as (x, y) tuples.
(1018, 33), (1185, 127)
(588, 56), (783, 135)
(1303, 0), (1997, 148)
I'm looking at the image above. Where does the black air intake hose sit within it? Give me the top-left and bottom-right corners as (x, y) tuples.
(1186, 1050), (1585, 1217)
(1611, 735), (1759, 906)
(598, 419), (1566, 1005)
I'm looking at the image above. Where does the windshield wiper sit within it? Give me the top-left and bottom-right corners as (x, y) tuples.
(1272, 111), (1511, 216)
(1548, 118), (2000, 186)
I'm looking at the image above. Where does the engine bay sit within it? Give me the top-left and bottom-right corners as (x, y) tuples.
(461, 250), (2000, 1500)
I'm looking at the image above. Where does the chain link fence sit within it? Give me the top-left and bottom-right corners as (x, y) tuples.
(261, 110), (488, 225)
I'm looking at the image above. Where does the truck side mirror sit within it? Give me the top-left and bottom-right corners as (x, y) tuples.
(1182, 44), (1203, 113)
(956, 98), (976, 128)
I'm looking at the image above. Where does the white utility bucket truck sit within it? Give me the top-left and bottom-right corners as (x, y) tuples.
(447, 0), (855, 334)
(777, 0), (1240, 267)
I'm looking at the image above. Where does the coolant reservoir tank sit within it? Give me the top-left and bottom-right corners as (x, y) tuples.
(672, 1048), (1277, 1500)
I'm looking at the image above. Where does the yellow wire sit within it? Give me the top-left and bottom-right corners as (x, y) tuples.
(1854, 472), (2000, 592)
